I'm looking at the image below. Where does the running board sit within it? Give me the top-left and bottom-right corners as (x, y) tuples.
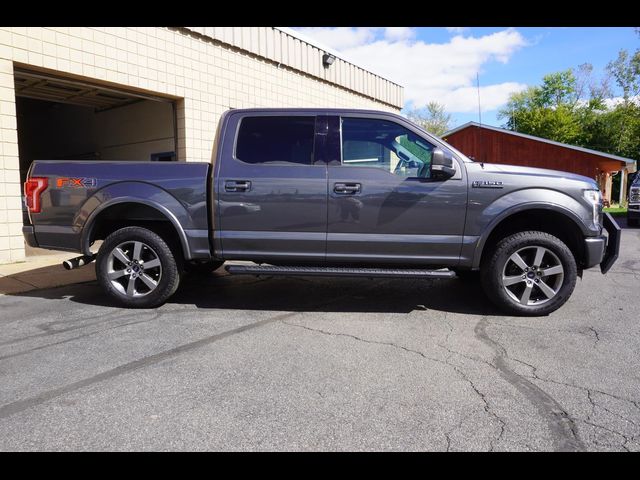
(225, 264), (456, 279)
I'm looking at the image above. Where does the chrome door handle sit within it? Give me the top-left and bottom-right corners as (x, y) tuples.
(334, 183), (361, 194)
(225, 180), (251, 192)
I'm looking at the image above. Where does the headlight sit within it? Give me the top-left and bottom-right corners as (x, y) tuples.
(583, 189), (602, 227)
(583, 189), (602, 204)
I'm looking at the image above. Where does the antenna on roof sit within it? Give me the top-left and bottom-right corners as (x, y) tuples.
(477, 72), (484, 166)
(477, 72), (482, 127)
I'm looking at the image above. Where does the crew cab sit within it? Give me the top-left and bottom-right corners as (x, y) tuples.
(23, 108), (620, 315)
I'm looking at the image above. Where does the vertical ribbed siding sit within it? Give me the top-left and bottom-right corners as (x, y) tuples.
(185, 27), (403, 109)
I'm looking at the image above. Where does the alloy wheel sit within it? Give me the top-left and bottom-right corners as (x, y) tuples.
(501, 246), (564, 306)
(106, 241), (162, 298)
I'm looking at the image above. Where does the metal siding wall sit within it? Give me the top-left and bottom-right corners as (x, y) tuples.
(184, 27), (403, 109)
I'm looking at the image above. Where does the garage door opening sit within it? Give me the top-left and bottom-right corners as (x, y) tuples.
(14, 68), (178, 256)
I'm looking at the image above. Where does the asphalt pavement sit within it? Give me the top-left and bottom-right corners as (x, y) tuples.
(0, 223), (638, 451)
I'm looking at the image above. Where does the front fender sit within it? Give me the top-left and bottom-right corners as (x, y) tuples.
(77, 182), (198, 258)
(466, 188), (593, 269)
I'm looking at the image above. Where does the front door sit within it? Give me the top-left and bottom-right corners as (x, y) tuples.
(327, 115), (468, 267)
(216, 114), (327, 263)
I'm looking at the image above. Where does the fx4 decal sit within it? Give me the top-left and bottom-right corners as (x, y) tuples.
(57, 177), (97, 188)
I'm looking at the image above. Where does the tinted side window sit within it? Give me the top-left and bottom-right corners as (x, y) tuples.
(341, 117), (434, 178)
(236, 116), (315, 165)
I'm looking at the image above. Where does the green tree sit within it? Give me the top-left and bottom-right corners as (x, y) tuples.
(406, 101), (453, 137)
(605, 46), (640, 178)
(499, 33), (640, 202)
(607, 49), (640, 103)
(498, 62), (639, 158)
(498, 68), (592, 144)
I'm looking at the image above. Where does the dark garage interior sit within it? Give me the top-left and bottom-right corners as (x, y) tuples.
(14, 69), (178, 254)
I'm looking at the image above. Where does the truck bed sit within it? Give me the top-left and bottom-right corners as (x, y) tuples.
(26, 160), (211, 258)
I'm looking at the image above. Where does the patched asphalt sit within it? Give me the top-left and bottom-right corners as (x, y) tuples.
(0, 223), (639, 451)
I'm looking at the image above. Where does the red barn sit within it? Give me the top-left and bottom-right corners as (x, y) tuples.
(443, 122), (637, 205)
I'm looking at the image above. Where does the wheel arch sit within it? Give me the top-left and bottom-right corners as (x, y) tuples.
(473, 204), (589, 270)
(82, 199), (191, 260)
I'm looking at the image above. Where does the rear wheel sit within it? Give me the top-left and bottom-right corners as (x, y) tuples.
(481, 231), (577, 316)
(96, 226), (181, 308)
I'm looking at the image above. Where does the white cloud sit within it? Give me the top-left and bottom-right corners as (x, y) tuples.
(384, 27), (415, 42)
(292, 27), (528, 114)
(603, 96), (640, 109)
(293, 27), (376, 51)
(435, 82), (528, 112)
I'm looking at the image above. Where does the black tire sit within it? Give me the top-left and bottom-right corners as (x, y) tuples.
(628, 217), (639, 227)
(184, 259), (224, 275)
(96, 226), (181, 308)
(480, 231), (577, 316)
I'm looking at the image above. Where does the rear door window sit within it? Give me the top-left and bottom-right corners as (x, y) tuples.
(235, 116), (315, 165)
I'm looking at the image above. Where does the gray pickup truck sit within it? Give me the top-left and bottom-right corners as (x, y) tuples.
(628, 174), (640, 227)
(22, 108), (620, 315)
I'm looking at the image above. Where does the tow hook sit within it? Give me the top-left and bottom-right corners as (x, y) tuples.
(63, 254), (96, 270)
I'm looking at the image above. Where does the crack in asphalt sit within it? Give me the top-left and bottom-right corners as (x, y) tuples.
(474, 317), (585, 452)
(485, 321), (630, 341)
(508, 355), (639, 451)
(282, 320), (507, 452)
(432, 315), (506, 451)
(509, 357), (640, 416)
(587, 327), (600, 348)
(578, 417), (632, 452)
(444, 410), (476, 452)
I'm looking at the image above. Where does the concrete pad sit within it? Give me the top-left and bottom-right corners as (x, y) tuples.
(0, 253), (96, 295)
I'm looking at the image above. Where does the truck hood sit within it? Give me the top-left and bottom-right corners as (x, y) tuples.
(467, 162), (598, 188)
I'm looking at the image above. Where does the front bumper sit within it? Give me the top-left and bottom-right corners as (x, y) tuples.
(628, 204), (640, 220)
(583, 212), (620, 273)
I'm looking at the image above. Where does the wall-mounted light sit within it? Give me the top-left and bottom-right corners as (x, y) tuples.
(322, 53), (336, 68)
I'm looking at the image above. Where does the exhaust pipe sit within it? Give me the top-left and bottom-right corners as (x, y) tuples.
(63, 254), (96, 270)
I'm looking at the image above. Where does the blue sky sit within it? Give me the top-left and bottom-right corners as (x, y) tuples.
(292, 27), (639, 128)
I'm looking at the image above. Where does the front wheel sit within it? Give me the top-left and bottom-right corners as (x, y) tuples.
(96, 226), (181, 308)
(481, 231), (577, 316)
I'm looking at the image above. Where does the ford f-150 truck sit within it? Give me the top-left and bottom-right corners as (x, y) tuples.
(628, 174), (640, 227)
(22, 108), (620, 315)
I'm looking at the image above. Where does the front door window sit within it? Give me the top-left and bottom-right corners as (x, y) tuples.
(341, 117), (435, 178)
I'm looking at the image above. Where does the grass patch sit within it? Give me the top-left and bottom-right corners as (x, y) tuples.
(604, 205), (627, 216)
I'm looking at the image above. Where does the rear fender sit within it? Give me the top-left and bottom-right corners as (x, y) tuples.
(78, 182), (197, 259)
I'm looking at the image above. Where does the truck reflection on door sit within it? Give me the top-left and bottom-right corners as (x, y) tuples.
(337, 197), (363, 223)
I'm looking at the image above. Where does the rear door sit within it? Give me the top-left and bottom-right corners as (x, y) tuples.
(215, 112), (328, 263)
(326, 114), (468, 266)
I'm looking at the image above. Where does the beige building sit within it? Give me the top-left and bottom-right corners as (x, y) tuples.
(0, 26), (404, 263)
